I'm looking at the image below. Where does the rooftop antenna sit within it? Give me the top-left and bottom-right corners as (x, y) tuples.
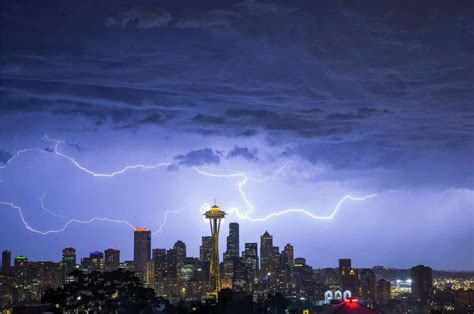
(214, 198), (216, 206)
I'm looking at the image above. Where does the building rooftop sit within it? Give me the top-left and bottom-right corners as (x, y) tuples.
(135, 228), (150, 232)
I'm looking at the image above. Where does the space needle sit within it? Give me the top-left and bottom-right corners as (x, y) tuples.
(203, 202), (226, 301)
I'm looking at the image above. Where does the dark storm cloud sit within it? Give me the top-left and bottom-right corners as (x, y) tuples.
(192, 114), (225, 125)
(326, 113), (366, 120)
(301, 107), (323, 114)
(226, 145), (258, 161)
(0, 0), (472, 187)
(357, 107), (393, 115)
(190, 109), (355, 139)
(173, 148), (221, 167)
(106, 6), (172, 29)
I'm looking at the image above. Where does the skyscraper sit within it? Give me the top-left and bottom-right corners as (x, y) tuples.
(173, 240), (186, 265)
(411, 265), (433, 303)
(104, 248), (120, 272)
(61, 247), (76, 284)
(339, 258), (358, 293)
(260, 231), (273, 279)
(13, 256), (29, 302)
(282, 244), (294, 266)
(224, 222), (239, 260)
(199, 236), (212, 262)
(89, 251), (104, 272)
(359, 268), (376, 299)
(243, 243), (259, 284)
(1, 250), (11, 274)
(134, 228), (151, 282)
(153, 249), (167, 269)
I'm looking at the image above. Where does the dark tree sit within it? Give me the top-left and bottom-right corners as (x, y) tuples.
(41, 269), (167, 313)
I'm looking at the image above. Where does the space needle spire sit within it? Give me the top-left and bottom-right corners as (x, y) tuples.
(203, 201), (226, 301)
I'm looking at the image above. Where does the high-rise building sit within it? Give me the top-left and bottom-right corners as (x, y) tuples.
(282, 244), (294, 266)
(152, 248), (168, 284)
(272, 246), (281, 269)
(411, 265), (433, 303)
(14, 255), (28, 268)
(2, 250), (11, 274)
(199, 236), (212, 262)
(323, 268), (339, 289)
(260, 231), (273, 279)
(61, 247), (76, 284)
(338, 258), (351, 281)
(134, 228), (151, 281)
(146, 260), (155, 289)
(173, 241), (186, 265)
(13, 256), (29, 303)
(104, 248), (120, 272)
(359, 268), (376, 299)
(153, 249), (167, 269)
(224, 223), (239, 260)
(89, 251), (104, 272)
(339, 258), (358, 293)
(243, 243), (259, 284)
(80, 257), (92, 272)
(203, 203), (226, 301)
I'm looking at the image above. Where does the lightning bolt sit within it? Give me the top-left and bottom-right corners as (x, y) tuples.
(0, 194), (188, 235)
(0, 200), (136, 235)
(193, 161), (291, 216)
(152, 203), (191, 235)
(0, 135), (171, 177)
(0, 135), (378, 236)
(193, 164), (377, 222)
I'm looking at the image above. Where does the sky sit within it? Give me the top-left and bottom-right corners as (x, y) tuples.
(0, 0), (473, 271)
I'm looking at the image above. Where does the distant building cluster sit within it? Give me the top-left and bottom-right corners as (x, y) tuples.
(1, 223), (473, 312)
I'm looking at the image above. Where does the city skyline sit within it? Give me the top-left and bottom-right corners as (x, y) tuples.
(1, 220), (472, 312)
(1, 221), (470, 273)
(0, 0), (473, 273)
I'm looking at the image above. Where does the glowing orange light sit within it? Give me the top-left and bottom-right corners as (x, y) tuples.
(135, 228), (150, 232)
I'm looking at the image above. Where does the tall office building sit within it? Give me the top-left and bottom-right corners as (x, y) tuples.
(173, 240), (186, 265)
(224, 223), (239, 260)
(61, 247), (76, 284)
(146, 260), (155, 289)
(339, 258), (351, 278)
(282, 244), (294, 266)
(272, 246), (281, 269)
(339, 259), (358, 293)
(14, 255), (28, 268)
(243, 243), (259, 284)
(359, 268), (376, 299)
(260, 231), (273, 279)
(153, 249), (167, 269)
(89, 251), (104, 272)
(104, 248), (120, 272)
(134, 228), (151, 281)
(199, 236), (212, 262)
(411, 265), (433, 303)
(1, 250), (11, 274)
(13, 256), (29, 302)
